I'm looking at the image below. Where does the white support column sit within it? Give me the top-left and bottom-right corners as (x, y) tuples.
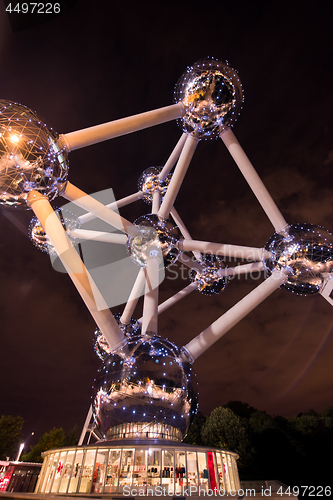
(218, 261), (266, 277)
(120, 268), (146, 325)
(180, 239), (269, 262)
(158, 134), (199, 219)
(78, 191), (143, 225)
(220, 128), (287, 233)
(177, 252), (204, 272)
(141, 257), (160, 335)
(27, 191), (125, 351)
(157, 282), (197, 315)
(69, 229), (127, 244)
(78, 406), (93, 446)
(170, 207), (201, 261)
(185, 269), (287, 360)
(139, 282), (197, 322)
(62, 182), (136, 237)
(158, 133), (187, 180)
(170, 207), (193, 240)
(151, 190), (161, 214)
(60, 103), (184, 151)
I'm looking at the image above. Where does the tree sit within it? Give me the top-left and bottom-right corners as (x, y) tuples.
(0, 415), (24, 460)
(320, 405), (333, 429)
(225, 401), (256, 421)
(22, 426), (78, 463)
(201, 407), (253, 475)
(62, 424), (79, 447)
(248, 409), (276, 434)
(289, 414), (319, 436)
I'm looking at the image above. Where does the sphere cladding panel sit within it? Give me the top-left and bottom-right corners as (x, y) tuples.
(190, 252), (227, 294)
(94, 329), (112, 361)
(138, 166), (171, 203)
(29, 216), (50, 253)
(92, 335), (198, 440)
(175, 59), (243, 138)
(28, 209), (80, 254)
(94, 318), (142, 361)
(264, 224), (333, 294)
(190, 267), (227, 295)
(127, 214), (181, 268)
(0, 100), (68, 208)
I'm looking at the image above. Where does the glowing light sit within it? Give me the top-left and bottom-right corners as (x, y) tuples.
(9, 133), (20, 144)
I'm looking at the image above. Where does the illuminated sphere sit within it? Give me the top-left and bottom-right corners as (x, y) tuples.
(190, 253), (227, 294)
(29, 216), (50, 253)
(175, 58), (243, 138)
(264, 224), (333, 294)
(115, 315), (142, 336)
(92, 335), (198, 441)
(28, 209), (80, 254)
(190, 267), (227, 295)
(94, 318), (141, 361)
(94, 328), (112, 361)
(0, 100), (68, 208)
(127, 214), (181, 268)
(138, 166), (172, 204)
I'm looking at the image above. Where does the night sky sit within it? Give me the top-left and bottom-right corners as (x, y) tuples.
(1, 0), (333, 449)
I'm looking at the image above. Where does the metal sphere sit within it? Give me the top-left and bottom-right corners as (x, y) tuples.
(94, 328), (112, 361)
(29, 216), (50, 253)
(117, 315), (142, 336)
(92, 335), (198, 441)
(264, 224), (333, 295)
(190, 254), (227, 294)
(138, 166), (172, 204)
(0, 100), (68, 208)
(94, 318), (141, 361)
(175, 58), (243, 138)
(28, 209), (80, 254)
(127, 214), (181, 268)
(190, 267), (227, 295)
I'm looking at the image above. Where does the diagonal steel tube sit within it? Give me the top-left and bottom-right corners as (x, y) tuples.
(158, 134), (199, 219)
(220, 128), (287, 233)
(62, 182), (136, 237)
(184, 269), (287, 360)
(60, 103), (184, 151)
(27, 191), (125, 351)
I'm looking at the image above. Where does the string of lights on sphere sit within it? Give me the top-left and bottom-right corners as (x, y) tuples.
(0, 100), (68, 208)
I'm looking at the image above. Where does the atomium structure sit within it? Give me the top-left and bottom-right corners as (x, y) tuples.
(1, 57), (333, 495)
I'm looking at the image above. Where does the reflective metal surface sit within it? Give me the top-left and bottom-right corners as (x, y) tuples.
(28, 209), (80, 254)
(175, 59), (243, 138)
(190, 267), (227, 294)
(94, 328), (112, 361)
(94, 317), (142, 361)
(92, 335), (198, 441)
(190, 253), (227, 294)
(0, 100), (68, 208)
(138, 166), (171, 204)
(127, 214), (181, 268)
(29, 216), (50, 253)
(264, 224), (333, 294)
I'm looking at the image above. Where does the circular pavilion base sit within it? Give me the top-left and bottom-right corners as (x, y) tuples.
(35, 439), (240, 496)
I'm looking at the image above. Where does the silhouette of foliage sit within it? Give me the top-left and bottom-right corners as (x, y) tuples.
(22, 426), (78, 463)
(0, 415), (24, 460)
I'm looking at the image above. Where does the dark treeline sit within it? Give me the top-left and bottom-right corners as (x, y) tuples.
(184, 401), (333, 488)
